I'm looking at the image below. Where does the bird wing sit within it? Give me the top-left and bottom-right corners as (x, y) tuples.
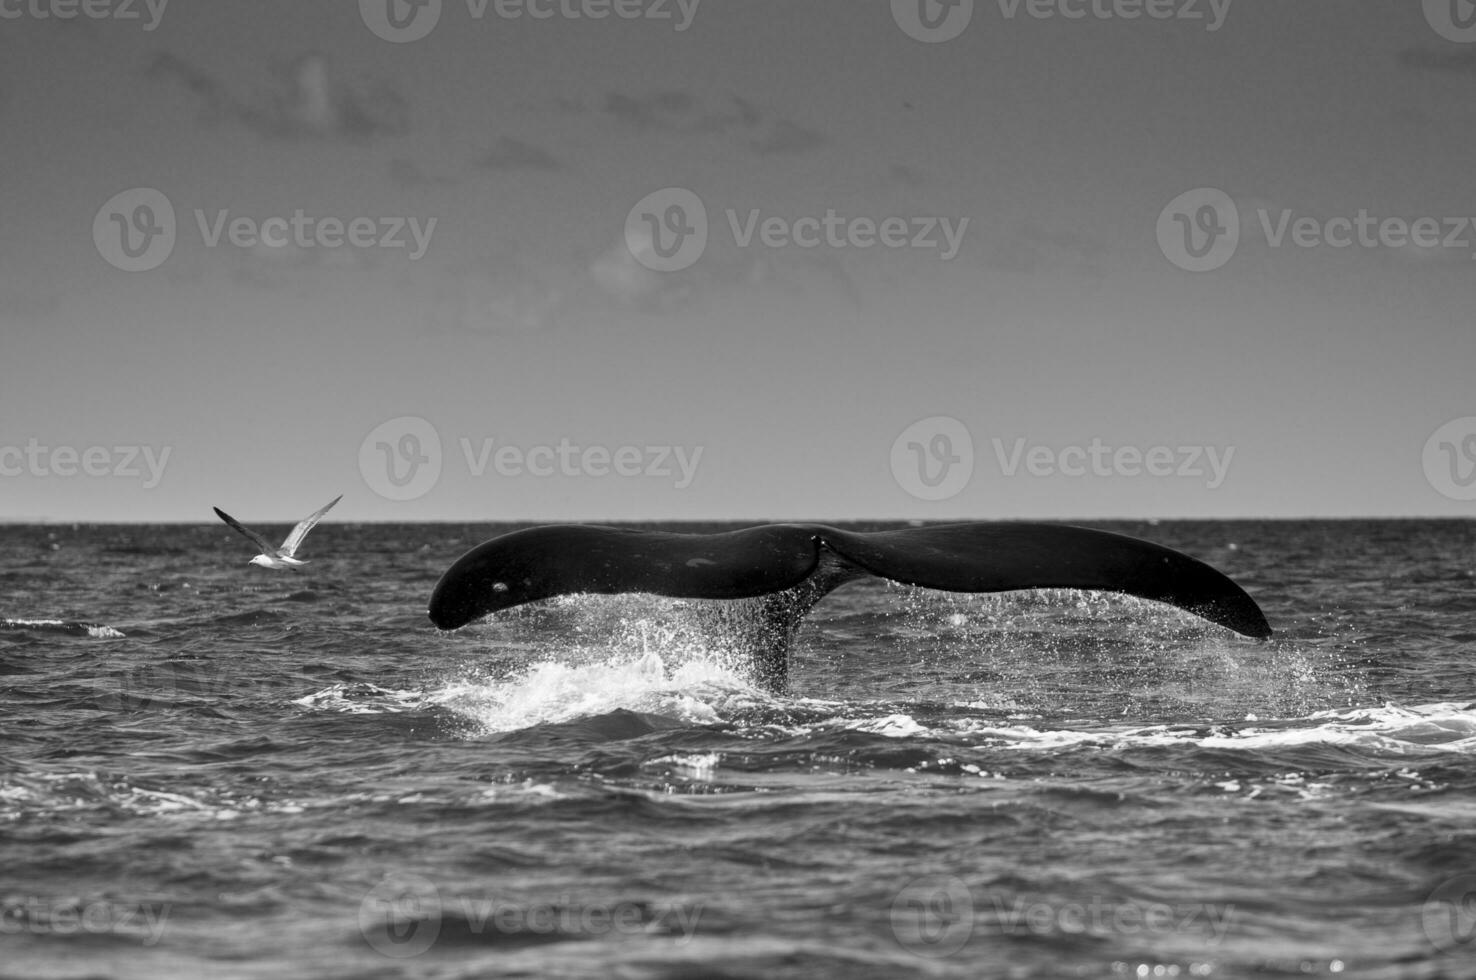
(280, 494), (342, 557)
(213, 507), (277, 555)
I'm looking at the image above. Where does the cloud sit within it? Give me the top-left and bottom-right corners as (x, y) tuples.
(585, 227), (861, 315)
(478, 137), (562, 172)
(985, 223), (1107, 281)
(601, 90), (699, 130)
(426, 259), (572, 337)
(146, 51), (409, 142)
(588, 228), (684, 310)
(884, 164), (925, 188)
(598, 90), (761, 134)
(389, 158), (456, 188)
(226, 234), (379, 290)
(1396, 46), (1476, 74)
(750, 118), (827, 155)
(734, 248), (860, 308)
(586, 90), (824, 154)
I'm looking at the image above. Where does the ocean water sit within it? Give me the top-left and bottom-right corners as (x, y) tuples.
(2, 519), (1475, 980)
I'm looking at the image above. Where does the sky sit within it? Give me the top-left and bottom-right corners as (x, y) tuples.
(1, 0), (1474, 522)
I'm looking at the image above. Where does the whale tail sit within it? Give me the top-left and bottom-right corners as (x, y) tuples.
(427, 522), (1271, 688)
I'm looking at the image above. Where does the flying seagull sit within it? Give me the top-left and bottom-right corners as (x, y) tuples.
(213, 494), (342, 569)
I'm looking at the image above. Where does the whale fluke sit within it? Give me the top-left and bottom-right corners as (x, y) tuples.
(427, 523), (1271, 687)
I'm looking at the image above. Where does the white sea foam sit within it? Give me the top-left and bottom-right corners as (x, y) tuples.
(1, 618), (125, 638)
(429, 648), (762, 733)
(292, 682), (425, 714)
(936, 701), (1476, 756)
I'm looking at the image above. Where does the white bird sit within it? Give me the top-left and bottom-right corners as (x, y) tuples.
(213, 495), (342, 569)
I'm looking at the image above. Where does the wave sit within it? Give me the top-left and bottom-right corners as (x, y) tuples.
(888, 700), (1476, 758)
(0, 764), (579, 824)
(0, 768), (280, 821)
(292, 682), (429, 714)
(433, 650), (770, 733)
(412, 639), (1476, 760)
(0, 618), (125, 638)
(291, 650), (769, 734)
(281, 590), (1460, 762)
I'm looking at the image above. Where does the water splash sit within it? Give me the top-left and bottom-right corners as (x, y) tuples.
(428, 602), (779, 733)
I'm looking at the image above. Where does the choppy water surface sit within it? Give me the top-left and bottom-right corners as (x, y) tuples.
(2, 519), (1474, 979)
